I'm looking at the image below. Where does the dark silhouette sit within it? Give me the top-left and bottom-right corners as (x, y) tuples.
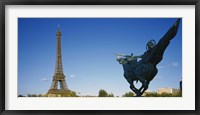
(116, 19), (181, 96)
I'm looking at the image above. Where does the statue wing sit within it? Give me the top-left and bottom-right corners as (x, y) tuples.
(157, 18), (181, 47)
(151, 18), (181, 65)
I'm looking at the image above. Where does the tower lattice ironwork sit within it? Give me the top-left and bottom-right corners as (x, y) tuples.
(47, 25), (69, 96)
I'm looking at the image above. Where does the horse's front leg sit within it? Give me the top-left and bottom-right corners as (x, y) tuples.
(128, 80), (140, 96)
(138, 80), (149, 96)
(130, 85), (141, 96)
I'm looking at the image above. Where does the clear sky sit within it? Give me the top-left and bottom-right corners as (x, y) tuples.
(18, 18), (182, 97)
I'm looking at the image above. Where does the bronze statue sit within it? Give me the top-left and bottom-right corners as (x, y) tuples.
(116, 19), (181, 96)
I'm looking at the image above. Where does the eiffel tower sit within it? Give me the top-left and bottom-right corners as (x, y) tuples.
(47, 25), (69, 96)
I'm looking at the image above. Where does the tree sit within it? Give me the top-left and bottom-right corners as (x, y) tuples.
(98, 89), (108, 97)
(18, 94), (25, 97)
(144, 92), (158, 97)
(159, 92), (172, 97)
(70, 91), (78, 97)
(108, 93), (114, 97)
(62, 90), (78, 97)
(122, 92), (135, 97)
(27, 94), (37, 97)
(38, 94), (42, 97)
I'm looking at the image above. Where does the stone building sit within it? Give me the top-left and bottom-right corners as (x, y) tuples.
(157, 88), (180, 95)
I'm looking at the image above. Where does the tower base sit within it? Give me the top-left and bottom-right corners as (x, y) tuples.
(47, 89), (77, 97)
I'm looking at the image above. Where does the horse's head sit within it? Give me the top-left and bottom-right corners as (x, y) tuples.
(115, 54), (137, 65)
(116, 56), (128, 64)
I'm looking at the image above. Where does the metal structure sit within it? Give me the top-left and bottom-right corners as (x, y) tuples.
(47, 25), (68, 96)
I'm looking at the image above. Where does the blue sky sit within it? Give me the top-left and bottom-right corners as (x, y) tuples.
(18, 18), (182, 96)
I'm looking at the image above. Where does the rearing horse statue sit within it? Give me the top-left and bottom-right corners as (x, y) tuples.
(116, 19), (181, 96)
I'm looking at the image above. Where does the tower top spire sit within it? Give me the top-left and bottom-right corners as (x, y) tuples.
(56, 24), (61, 36)
(58, 24), (60, 32)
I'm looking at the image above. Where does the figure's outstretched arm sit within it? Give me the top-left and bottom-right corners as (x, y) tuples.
(134, 55), (142, 59)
